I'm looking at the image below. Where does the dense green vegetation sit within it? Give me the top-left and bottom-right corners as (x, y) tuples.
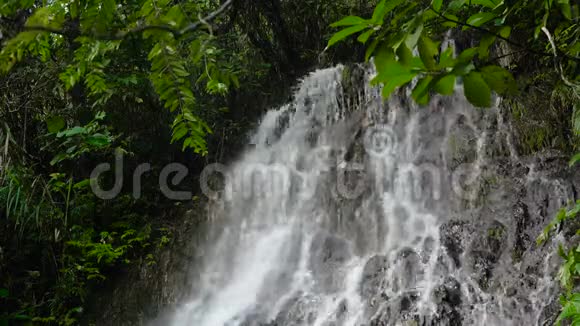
(0, 0), (578, 324)
(0, 0), (371, 324)
(328, 0), (579, 108)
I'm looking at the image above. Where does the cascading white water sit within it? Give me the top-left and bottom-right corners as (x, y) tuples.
(167, 65), (561, 326)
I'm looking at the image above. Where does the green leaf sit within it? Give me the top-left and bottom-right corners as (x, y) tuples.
(418, 35), (439, 70)
(480, 65), (517, 95)
(434, 74), (456, 95)
(463, 72), (491, 107)
(0, 288), (8, 298)
(327, 24), (369, 48)
(372, 48), (417, 98)
(448, 0), (467, 10)
(562, 5), (572, 20)
(358, 29), (375, 44)
(171, 126), (188, 143)
(57, 126), (86, 138)
(411, 76), (433, 105)
(86, 133), (111, 147)
(452, 62), (476, 76)
(372, 0), (388, 22)
(570, 153), (580, 167)
(373, 45), (395, 73)
(575, 262), (580, 274)
(46, 116), (65, 133)
(94, 111), (106, 120)
(499, 26), (512, 39)
(466, 12), (497, 27)
(396, 44), (413, 66)
(478, 34), (496, 59)
(442, 14), (459, 27)
(74, 179), (91, 190)
(50, 153), (68, 166)
(365, 37), (382, 61)
(101, 0), (117, 24)
(331, 16), (368, 27)
(70, 1), (79, 18)
(182, 137), (193, 151)
(438, 47), (456, 68)
(558, 299), (579, 324)
(381, 73), (416, 99)
(432, 0), (443, 11)
(372, 0), (405, 24)
(405, 23), (424, 49)
(457, 47), (478, 63)
(558, 0), (572, 19)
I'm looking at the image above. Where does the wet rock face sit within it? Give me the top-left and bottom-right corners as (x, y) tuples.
(360, 255), (388, 299)
(95, 145), (578, 326)
(445, 114), (479, 171)
(466, 220), (507, 289)
(433, 277), (462, 307)
(360, 255), (389, 317)
(431, 278), (463, 326)
(272, 294), (319, 326)
(309, 232), (352, 293)
(89, 65), (580, 326)
(512, 201), (531, 261)
(440, 221), (471, 268)
(368, 295), (420, 326)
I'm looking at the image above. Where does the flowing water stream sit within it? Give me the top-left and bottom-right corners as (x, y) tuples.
(165, 65), (566, 326)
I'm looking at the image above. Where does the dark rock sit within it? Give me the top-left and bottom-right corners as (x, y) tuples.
(466, 220), (507, 290)
(440, 220), (471, 268)
(360, 255), (388, 299)
(512, 201), (531, 262)
(433, 277), (462, 307)
(538, 298), (561, 326)
(309, 232), (352, 293)
(273, 294), (319, 326)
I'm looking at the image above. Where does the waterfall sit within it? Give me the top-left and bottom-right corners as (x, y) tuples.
(165, 65), (563, 326)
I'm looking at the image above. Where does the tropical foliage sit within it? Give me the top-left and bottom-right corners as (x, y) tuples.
(327, 0), (579, 108)
(0, 0), (243, 154)
(0, 0), (371, 324)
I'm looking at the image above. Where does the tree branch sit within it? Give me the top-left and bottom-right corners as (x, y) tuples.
(179, 0), (234, 35)
(484, 49), (528, 65)
(431, 7), (579, 62)
(20, 25), (68, 36)
(22, 0), (234, 41)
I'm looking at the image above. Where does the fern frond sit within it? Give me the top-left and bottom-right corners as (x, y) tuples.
(148, 38), (210, 154)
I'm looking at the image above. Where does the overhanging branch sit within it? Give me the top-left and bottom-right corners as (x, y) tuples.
(431, 7), (580, 62)
(19, 25), (67, 36)
(180, 0), (234, 35)
(22, 0), (234, 41)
